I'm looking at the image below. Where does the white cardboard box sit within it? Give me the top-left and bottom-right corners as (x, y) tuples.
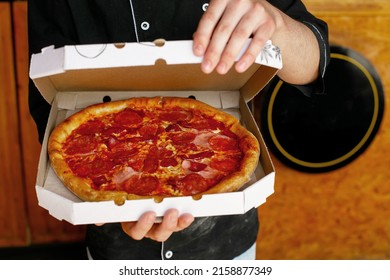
(30, 40), (282, 225)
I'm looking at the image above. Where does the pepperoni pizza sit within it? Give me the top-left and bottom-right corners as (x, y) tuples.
(48, 97), (260, 205)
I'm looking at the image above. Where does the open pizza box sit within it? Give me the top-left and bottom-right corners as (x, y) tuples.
(29, 39), (282, 225)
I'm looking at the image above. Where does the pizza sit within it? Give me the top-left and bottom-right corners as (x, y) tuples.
(48, 96), (260, 205)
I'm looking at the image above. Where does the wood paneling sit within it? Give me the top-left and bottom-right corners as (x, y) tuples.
(304, 0), (390, 15)
(0, 2), (27, 247)
(256, 0), (390, 259)
(12, 1), (86, 245)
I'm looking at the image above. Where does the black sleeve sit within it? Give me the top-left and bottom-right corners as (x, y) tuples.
(270, 0), (330, 96)
(28, 0), (79, 142)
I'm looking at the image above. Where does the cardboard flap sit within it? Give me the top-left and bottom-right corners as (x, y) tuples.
(30, 40), (282, 104)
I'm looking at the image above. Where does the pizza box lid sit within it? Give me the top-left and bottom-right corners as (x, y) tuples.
(29, 39), (281, 224)
(30, 39), (282, 105)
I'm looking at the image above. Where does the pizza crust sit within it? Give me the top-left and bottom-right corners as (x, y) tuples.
(48, 96), (260, 205)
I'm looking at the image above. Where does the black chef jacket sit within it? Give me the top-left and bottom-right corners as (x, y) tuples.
(28, 0), (329, 260)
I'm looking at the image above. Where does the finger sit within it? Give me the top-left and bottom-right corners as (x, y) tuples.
(193, 0), (225, 57)
(176, 213), (195, 231)
(215, 1), (275, 74)
(150, 209), (179, 242)
(235, 22), (275, 73)
(215, 13), (256, 74)
(235, 36), (267, 73)
(121, 211), (156, 240)
(201, 6), (248, 73)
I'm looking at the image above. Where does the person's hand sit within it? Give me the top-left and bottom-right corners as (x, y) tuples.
(120, 209), (194, 242)
(193, 0), (279, 75)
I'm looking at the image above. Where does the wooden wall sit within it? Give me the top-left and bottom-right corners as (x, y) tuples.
(0, 1), (27, 247)
(256, 0), (390, 259)
(0, 1), (85, 247)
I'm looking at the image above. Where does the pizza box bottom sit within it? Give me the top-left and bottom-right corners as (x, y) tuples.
(36, 91), (275, 225)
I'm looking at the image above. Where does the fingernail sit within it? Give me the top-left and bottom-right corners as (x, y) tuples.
(147, 212), (157, 223)
(202, 60), (212, 73)
(194, 44), (204, 56)
(170, 209), (179, 221)
(186, 215), (195, 224)
(236, 61), (247, 72)
(170, 215), (178, 223)
(217, 62), (227, 74)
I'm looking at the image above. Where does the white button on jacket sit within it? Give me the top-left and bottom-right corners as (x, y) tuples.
(165, 250), (173, 259)
(140, 21), (150, 30)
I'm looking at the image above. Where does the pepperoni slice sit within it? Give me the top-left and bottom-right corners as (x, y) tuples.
(90, 175), (108, 188)
(209, 134), (239, 151)
(158, 147), (177, 167)
(128, 156), (144, 172)
(102, 126), (128, 138)
(159, 110), (191, 122)
(111, 148), (138, 164)
(143, 157), (159, 173)
(76, 120), (105, 135)
(158, 147), (174, 158)
(136, 176), (159, 195)
(114, 109), (143, 126)
(170, 131), (196, 145)
(108, 139), (133, 151)
(70, 157), (114, 178)
(122, 175), (159, 195)
(143, 146), (159, 173)
(210, 157), (240, 173)
(165, 124), (182, 132)
(181, 118), (224, 131)
(222, 129), (238, 139)
(139, 124), (159, 140)
(187, 150), (215, 160)
(65, 135), (98, 155)
(160, 158), (178, 167)
(188, 161), (207, 172)
(176, 173), (209, 195)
